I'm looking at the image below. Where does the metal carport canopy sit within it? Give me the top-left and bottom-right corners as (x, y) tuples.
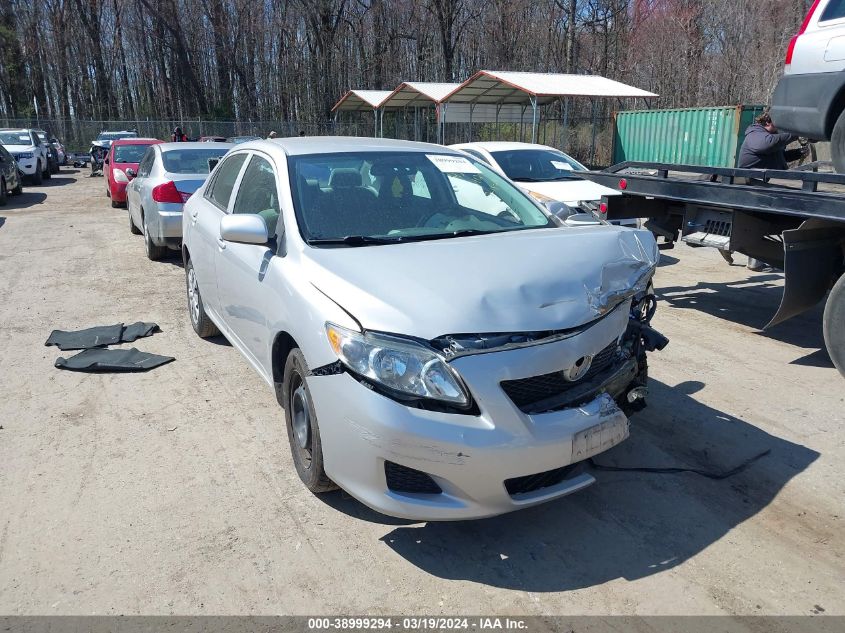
(379, 82), (462, 109)
(331, 89), (393, 112)
(442, 70), (658, 105)
(331, 89), (394, 137)
(441, 70), (658, 144)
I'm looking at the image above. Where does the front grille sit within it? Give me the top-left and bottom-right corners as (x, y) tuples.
(505, 462), (582, 496)
(385, 461), (442, 495)
(500, 341), (619, 409)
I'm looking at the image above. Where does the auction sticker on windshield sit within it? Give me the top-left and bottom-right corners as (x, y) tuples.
(427, 154), (480, 174)
(551, 160), (573, 171)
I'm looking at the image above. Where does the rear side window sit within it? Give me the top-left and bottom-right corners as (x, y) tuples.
(821, 0), (845, 21)
(138, 148), (156, 177)
(207, 153), (247, 210)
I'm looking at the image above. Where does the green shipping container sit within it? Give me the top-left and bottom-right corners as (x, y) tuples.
(612, 105), (766, 168)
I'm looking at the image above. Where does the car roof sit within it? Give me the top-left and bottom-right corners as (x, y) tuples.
(235, 136), (466, 157)
(0, 128), (34, 134)
(111, 138), (162, 146)
(157, 142), (235, 152)
(450, 141), (559, 152)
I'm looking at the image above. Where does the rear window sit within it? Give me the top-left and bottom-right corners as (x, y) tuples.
(162, 148), (230, 174)
(113, 144), (151, 164)
(821, 0), (845, 21)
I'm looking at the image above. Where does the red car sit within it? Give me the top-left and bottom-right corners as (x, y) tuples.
(106, 138), (162, 208)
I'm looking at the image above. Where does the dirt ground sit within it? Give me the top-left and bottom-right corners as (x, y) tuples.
(0, 169), (843, 616)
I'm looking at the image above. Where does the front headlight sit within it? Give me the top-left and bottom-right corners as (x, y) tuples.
(326, 323), (469, 406)
(528, 191), (578, 219)
(113, 169), (129, 183)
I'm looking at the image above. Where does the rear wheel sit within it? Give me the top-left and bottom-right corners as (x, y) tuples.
(142, 212), (168, 261)
(282, 348), (337, 493)
(111, 198), (123, 208)
(128, 209), (141, 234)
(831, 110), (845, 174)
(31, 163), (43, 185)
(823, 273), (845, 378)
(42, 160), (51, 180)
(0, 178), (7, 206)
(185, 257), (220, 338)
(11, 177), (22, 195)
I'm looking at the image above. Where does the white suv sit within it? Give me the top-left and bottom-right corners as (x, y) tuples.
(771, 0), (845, 171)
(0, 129), (51, 184)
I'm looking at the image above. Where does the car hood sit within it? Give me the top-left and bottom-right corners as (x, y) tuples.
(305, 226), (658, 340)
(3, 144), (36, 152)
(516, 179), (619, 206)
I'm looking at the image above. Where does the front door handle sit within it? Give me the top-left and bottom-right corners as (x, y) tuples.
(217, 238), (227, 249)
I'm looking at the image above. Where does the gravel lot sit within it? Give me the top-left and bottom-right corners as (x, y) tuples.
(0, 169), (843, 616)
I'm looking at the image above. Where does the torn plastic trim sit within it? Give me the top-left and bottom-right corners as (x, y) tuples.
(429, 300), (625, 360)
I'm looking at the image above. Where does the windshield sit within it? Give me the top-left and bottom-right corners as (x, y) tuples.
(0, 132), (32, 146)
(98, 132), (138, 141)
(490, 148), (587, 182)
(113, 144), (151, 164)
(289, 151), (553, 245)
(162, 148), (229, 174)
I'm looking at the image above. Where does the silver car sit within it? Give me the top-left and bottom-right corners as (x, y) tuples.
(127, 142), (233, 259)
(181, 137), (665, 521)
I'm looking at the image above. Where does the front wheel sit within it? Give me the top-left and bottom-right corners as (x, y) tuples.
(31, 163), (43, 185)
(128, 210), (141, 234)
(11, 178), (22, 195)
(0, 178), (7, 206)
(282, 349), (337, 493)
(823, 273), (845, 378)
(185, 258), (220, 338)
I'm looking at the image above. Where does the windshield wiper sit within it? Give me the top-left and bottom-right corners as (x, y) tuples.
(308, 235), (406, 246)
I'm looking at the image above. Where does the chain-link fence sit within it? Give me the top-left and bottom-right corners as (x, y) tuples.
(1, 115), (615, 167)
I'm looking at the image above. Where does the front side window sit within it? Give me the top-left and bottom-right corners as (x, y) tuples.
(231, 154), (280, 236)
(113, 144), (152, 164)
(138, 148), (155, 177)
(490, 148), (587, 182)
(207, 153), (247, 210)
(288, 151), (552, 245)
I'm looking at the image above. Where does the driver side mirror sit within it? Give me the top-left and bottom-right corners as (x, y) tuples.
(220, 214), (268, 245)
(125, 168), (136, 179)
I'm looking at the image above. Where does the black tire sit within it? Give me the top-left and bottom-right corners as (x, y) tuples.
(31, 163), (43, 185)
(111, 198), (123, 208)
(128, 209), (141, 234)
(832, 110), (845, 174)
(282, 348), (337, 493)
(823, 273), (845, 378)
(142, 212), (168, 261)
(0, 178), (7, 206)
(11, 177), (22, 195)
(42, 160), (51, 180)
(185, 257), (220, 338)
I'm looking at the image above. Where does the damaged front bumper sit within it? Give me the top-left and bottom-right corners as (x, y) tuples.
(309, 299), (666, 521)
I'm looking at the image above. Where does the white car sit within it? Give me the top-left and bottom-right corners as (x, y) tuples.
(181, 137), (665, 520)
(772, 0), (845, 172)
(0, 128), (51, 184)
(449, 142), (632, 226)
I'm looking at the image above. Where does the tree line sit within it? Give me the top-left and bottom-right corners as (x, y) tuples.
(0, 0), (810, 124)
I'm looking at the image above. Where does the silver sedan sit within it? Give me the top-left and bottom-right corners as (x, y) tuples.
(126, 142), (233, 259)
(181, 137), (665, 521)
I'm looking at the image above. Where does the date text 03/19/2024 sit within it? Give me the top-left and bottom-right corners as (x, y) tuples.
(307, 617), (529, 630)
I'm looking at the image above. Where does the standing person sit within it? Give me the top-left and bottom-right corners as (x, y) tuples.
(171, 126), (188, 142)
(735, 112), (808, 270)
(267, 130), (278, 139)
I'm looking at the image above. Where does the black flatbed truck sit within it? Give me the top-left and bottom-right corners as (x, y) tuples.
(579, 161), (845, 378)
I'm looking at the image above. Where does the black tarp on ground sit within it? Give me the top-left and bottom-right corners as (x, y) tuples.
(55, 348), (175, 372)
(45, 322), (161, 351)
